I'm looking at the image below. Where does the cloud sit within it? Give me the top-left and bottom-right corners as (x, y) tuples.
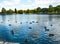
(33, 0), (60, 8)
(0, 0), (20, 6)
(0, 0), (21, 10)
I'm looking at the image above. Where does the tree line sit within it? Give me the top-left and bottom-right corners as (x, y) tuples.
(1, 5), (60, 14)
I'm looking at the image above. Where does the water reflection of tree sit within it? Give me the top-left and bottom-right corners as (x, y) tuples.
(2, 15), (6, 25)
(15, 14), (17, 23)
(49, 15), (53, 26)
(49, 15), (52, 21)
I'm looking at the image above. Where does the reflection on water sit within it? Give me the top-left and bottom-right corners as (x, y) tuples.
(0, 14), (60, 44)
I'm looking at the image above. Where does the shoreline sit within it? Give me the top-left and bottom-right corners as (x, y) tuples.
(0, 13), (60, 15)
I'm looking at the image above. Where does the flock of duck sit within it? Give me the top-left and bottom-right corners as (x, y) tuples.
(7, 20), (54, 38)
(0, 20), (55, 41)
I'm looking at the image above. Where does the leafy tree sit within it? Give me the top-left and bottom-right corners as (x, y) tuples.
(18, 10), (23, 14)
(1, 8), (7, 14)
(7, 9), (14, 14)
(25, 9), (30, 14)
(56, 5), (60, 13)
(36, 7), (41, 13)
(49, 5), (54, 13)
(41, 8), (49, 13)
(14, 8), (18, 14)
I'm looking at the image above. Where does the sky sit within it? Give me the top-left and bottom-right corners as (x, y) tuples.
(0, 0), (60, 10)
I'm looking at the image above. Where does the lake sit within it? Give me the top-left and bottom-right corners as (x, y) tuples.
(0, 14), (60, 44)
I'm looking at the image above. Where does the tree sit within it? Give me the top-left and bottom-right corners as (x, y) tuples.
(14, 8), (18, 14)
(36, 7), (41, 13)
(41, 8), (49, 13)
(56, 5), (60, 13)
(7, 9), (14, 14)
(1, 8), (6, 14)
(25, 9), (30, 14)
(49, 5), (54, 13)
(18, 10), (23, 14)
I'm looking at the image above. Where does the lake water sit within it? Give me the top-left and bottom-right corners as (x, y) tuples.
(0, 14), (60, 44)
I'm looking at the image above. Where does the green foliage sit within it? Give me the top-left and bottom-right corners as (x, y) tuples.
(1, 8), (6, 14)
(36, 7), (41, 13)
(31, 9), (37, 14)
(41, 8), (49, 13)
(18, 10), (23, 14)
(56, 5), (60, 13)
(7, 9), (14, 14)
(25, 9), (30, 13)
(1, 5), (60, 14)
(49, 5), (54, 12)
(14, 8), (18, 14)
